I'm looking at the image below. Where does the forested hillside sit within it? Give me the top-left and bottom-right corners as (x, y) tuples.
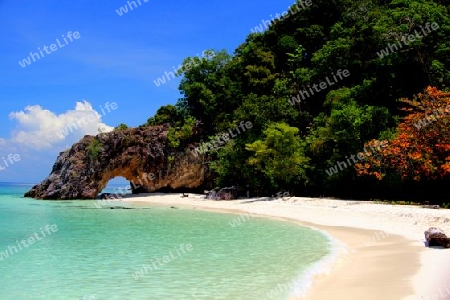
(144, 0), (450, 202)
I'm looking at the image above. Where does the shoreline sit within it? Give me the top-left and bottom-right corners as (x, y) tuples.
(116, 193), (450, 300)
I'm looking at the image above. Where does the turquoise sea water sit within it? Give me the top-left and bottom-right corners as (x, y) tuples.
(0, 183), (333, 300)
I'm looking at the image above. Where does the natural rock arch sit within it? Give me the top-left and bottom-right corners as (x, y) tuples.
(25, 124), (212, 200)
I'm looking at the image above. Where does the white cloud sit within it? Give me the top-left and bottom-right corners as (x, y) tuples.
(6, 101), (115, 149)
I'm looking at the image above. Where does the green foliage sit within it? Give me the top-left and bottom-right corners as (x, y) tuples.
(177, 49), (238, 132)
(147, 105), (183, 126)
(145, 103), (197, 149)
(115, 123), (128, 130)
(304, 95), (393, 191)
(138, 0), (450, 200)
(167, 127), (180, 148)
(246, 123), (309, 189)
(87, 139), (102, 159)
(167, 117), (196, 149)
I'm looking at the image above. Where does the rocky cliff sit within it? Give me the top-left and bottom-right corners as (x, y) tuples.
(24, 124), (213, 199)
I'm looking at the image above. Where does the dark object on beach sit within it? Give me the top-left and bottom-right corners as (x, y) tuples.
(204, 187), (238, 200)
(216, 186), (238, 200)
(216, 187), (238, 200)
(109, 206), (133, 209)
(205, 190), (216, 200)
(99, 193), (115, 199)
(181, 193), (188, 198)
(170, 206), (178, 209)
(422, 204), (440, 209)
(424, 227), (450, 248)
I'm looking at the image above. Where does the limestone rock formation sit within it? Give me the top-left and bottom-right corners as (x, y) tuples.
(25, 124), (213, 200)
(424, 227), (450, 248)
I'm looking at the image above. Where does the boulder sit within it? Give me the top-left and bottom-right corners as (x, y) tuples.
(424, 227), (450, 248)
(204, 187), (238, 200)
(216, 187), (238, 200)
(205, 190), (217, 200)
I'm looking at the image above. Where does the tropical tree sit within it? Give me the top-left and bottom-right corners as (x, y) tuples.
(146, 105), (183, 126)
(246, 122), (309, 189)
(356, 87), (450, 180)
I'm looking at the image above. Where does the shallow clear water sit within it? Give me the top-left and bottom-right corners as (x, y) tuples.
(0, 183), (332, 300)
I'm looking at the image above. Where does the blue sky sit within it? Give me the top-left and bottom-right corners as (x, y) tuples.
(0, 0), (295, 183)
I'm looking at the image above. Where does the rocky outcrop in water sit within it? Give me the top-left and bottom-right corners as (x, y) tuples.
(25, 124), (213, 200)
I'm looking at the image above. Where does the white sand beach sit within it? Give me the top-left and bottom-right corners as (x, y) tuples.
(118, 194), (450, 300)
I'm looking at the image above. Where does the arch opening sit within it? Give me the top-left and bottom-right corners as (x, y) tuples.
(97, 176), (132, 200)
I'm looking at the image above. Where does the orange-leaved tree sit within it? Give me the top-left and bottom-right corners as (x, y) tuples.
(356, 87), (450, 181)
